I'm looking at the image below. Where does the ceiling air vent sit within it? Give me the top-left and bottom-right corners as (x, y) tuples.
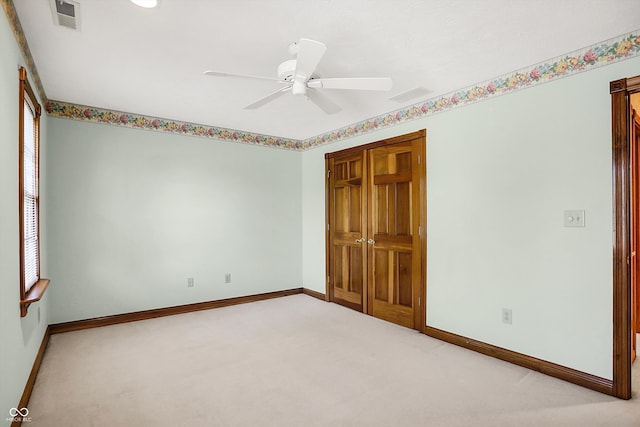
(50, 0), (80, 30)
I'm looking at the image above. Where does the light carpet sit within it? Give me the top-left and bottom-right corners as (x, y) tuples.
(26, 294), (640, 426)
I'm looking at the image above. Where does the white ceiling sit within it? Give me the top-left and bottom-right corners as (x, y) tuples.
(13, 0), (640, 141)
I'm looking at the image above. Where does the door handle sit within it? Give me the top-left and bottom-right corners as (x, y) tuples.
(367, 239), (375, 245)
(355, 237), (365, 243)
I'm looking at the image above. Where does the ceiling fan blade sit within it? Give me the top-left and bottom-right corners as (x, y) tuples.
(307, 77), (393, 91)
(243, 86), (292, 110)
(204, 70), (281, 83)
(307, 90), (342, 115)
(294, 38), (327, 80)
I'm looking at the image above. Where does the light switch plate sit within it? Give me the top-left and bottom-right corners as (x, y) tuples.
(564, 210), (585, 227)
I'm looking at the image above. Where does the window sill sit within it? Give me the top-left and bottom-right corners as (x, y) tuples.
(20, 278), (50, 317)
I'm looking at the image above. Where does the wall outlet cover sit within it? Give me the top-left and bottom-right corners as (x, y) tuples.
(502, 308), (513, 325)
(564, 210), (585, 227)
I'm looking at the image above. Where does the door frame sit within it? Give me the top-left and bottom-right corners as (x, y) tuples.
(634, 109), (640, 335)
(325, 129), (427, 332)
(631, 105), (638, 364)
(610, 75), (640, 399)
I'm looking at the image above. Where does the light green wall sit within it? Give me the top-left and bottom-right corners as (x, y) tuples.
(46, 120), (302, 323)
(3, 1), (639, 410)
(0, 10), (50, 426)
(302, 55), (640, 380)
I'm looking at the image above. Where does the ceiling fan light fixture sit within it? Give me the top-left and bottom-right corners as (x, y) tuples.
(130, 0), (158, 8)
(291, 78), (307, 96)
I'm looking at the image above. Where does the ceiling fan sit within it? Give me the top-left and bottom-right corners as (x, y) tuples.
(204, 38), (393, 114)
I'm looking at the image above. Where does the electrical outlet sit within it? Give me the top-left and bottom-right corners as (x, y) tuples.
(564, 210), (585, 227)
(225, 273), (231, 284)
(187, 277), (194, 288)
(502, 308), (512, 325)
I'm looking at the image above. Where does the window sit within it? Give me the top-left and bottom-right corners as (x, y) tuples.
(19, 66), (49, 317)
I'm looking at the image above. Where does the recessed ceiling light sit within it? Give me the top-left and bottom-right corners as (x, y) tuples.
(130, 0), (158, 8)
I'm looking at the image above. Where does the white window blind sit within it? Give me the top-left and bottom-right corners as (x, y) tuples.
(23, 98), (39, 291)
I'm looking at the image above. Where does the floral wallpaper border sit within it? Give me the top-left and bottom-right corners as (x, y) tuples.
(45, 101), (304, 150)
(3, 0), (639, 151)
(42, 30), (640, 152)
(1, 0), (47, 102)
(301, 30), (640, 150)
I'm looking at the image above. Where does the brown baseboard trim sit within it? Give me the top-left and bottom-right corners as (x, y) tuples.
(302, 288), (327, 301)
(50, 288), (303, 334)
(12, 326), (50, 427)
(424, 326), (614, 396)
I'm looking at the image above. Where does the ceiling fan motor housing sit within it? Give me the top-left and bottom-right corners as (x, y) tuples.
(277, 59), (297, 82)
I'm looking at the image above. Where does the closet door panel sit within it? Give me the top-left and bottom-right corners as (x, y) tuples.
(328, 153), (367, 311)
(367, 141), (420, 329)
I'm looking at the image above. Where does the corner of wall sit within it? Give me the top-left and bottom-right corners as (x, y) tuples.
(0, 5), (51, 422)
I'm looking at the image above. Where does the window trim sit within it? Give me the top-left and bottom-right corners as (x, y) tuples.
(19, 66), (49, 317)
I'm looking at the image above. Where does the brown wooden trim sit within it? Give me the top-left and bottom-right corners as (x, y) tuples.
(424, 326), (614, 396)
(50, 288), (303, 334)
(325, 158), (332, 302)
(19, 68), (40, 118)
(627, 76), (640, 92)
(361, 151), (370, 316)
(324, 129), (426, 159)
(418, 132), (427, 334)
(18, 68), (26, 305)
(610, 77), (634, 399)
(610, 79), (627, 94)
(18, 67), (45, 318)
(635, 110), (640, 333)
(11, 326), (50, 427)
(302, 288), (327, 301)
(20, 279), (50, 317)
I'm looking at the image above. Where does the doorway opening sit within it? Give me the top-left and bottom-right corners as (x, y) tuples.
(610, 75), (640, 399)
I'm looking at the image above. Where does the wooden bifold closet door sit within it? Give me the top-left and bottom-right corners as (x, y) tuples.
(326, 130), (426, 331)
(327, 151), (368, 312)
